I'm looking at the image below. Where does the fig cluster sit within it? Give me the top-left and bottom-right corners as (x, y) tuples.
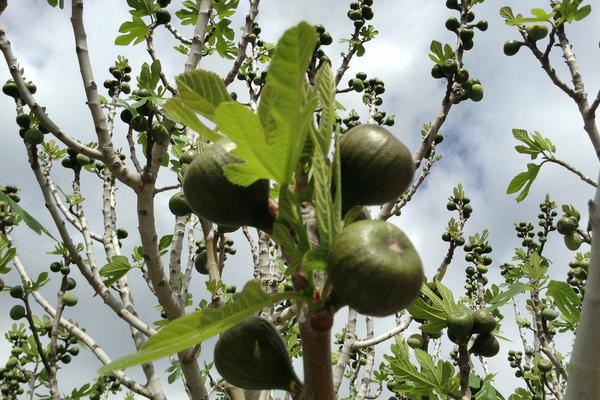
(104, 60), (132, 97)
(120, 85), (171, 145)
(446, 308), (499, 358)
(2, 79), (36, 101)
(347, 0), (374, 28)
(0, 184), (20, 228)
(556, 213), (582, 251)
(567, 254), (589, 300)
(61, 149), (94, 171)
(504, 24), (549, 57)
(193, 238), (236, 275)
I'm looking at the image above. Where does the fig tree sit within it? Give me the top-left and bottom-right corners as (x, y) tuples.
(214, 316), (301, 392)
(327, 220), (424, 317)
(183, 140), (274, 231)
(338, 124), (415, 208)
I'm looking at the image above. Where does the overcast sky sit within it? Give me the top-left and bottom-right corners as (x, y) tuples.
(1, 0), (599, 398)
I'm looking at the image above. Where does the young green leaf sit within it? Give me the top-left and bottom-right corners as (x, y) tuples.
(547, 280), (581, 324)
(0, 192), (56, 240)
(115, 17), (148, 46)
(169, 70), (233, 121)
(254, 21), (319, 184)
(507, 163), (541, 202)
(309, 126), (334, 247)
(216, 102), (287, 185)
(162, 98), (222, 142)
(315, 62), (335, 154)
(99, 256), (133, 287)
(99, 280), (300, 375)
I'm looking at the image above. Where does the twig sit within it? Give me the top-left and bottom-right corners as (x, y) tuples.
(545, 156), (596, 187)
(379, 148), (437, 220)
(23, 296), (57, 398)
(146, 25), (177, 95)
(126, 126), (143, 173)
(352, 316), (413, 348)
(155, 183), (181, 194)
(165, 23), (192, 45)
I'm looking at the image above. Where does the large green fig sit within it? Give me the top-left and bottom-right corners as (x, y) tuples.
(327, 220), (424, 316)
(471, 309), (496, 335)
(447, 309), (474, 341)
(338, 124), (414, 208)
(470, 333), (499, 357)
(214, 316), (301, 392)
(183, 140), (273, 231)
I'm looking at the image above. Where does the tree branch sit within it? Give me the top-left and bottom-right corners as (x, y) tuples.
(352, 316), (413, 348)
(184, 0), (212, 72)
(223, 0), (260, 86)
(545, 156), (597, 187)
(70, 0), (142, 189)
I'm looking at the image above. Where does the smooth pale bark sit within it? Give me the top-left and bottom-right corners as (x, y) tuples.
(566, 172), (600, 399)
